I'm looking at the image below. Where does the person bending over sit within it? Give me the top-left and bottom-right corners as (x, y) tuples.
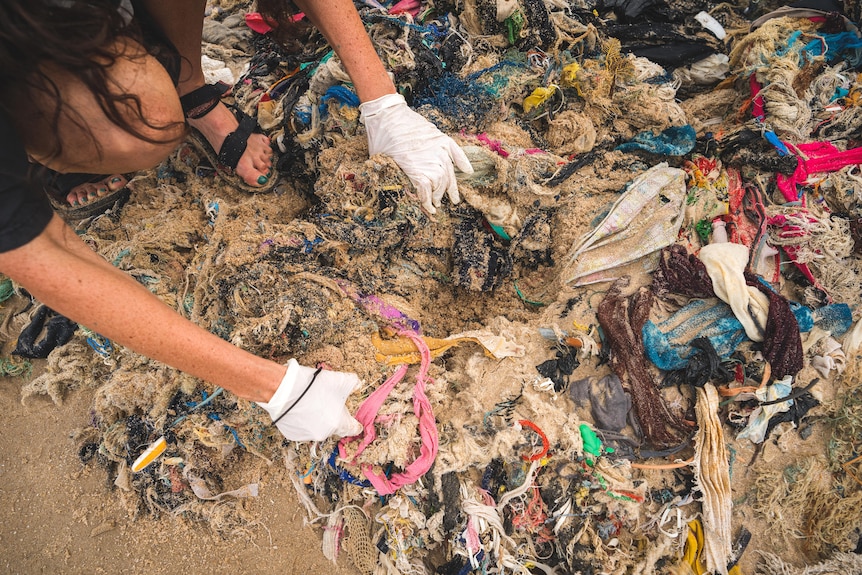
(0, 0), (471, 441)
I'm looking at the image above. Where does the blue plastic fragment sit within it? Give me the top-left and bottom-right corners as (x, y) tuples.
(762, 130), (790, 156)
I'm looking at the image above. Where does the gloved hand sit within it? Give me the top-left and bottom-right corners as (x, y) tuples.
(257, 359), (363, 442)
(360, 93), (474, 215)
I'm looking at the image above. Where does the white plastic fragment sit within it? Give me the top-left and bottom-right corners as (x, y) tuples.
(695, 11), (726, 39)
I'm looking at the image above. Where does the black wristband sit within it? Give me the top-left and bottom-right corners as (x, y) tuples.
(272, 367), (323, 426)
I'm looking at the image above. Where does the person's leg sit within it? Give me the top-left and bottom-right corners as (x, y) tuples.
(14, 37), (185, 198)
(141, 0), (273, 188)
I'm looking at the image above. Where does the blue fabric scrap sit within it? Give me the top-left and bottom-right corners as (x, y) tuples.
(616, 124), (697, 156)
(790, 301), (853, 336)
(319, 85), (360, 118)
(643, 298), (747, 371)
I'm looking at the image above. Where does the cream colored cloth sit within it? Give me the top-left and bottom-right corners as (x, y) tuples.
(566, 163), (687, 286)
(698, 242), (770, 342)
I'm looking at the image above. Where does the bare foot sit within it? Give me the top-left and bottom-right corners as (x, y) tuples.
(65, 174), (128, 207)
(186, 101), (273, 188)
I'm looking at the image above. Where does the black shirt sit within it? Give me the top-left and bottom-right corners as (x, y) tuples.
(0, 110), (53, 253)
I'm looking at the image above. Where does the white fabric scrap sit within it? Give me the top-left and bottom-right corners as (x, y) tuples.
(842, 318), (862, 355)
(183, 468), (259, 501)
(737, 376), (793, 444)
(698, 242), (770, 342)
(201, 54), (236, 86)
(448, 330), (525, 359)
(674, 54), (730, 85)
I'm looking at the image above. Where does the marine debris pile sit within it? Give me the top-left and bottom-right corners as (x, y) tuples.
(3, 0), (862, 573)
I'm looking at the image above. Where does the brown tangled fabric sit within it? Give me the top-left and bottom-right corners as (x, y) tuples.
(745, 273), (803, 379)
(597, 279), (689, 448)
(651, 244), (714, 300)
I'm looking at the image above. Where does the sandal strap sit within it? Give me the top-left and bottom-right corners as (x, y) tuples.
(217, 111), (258, 171)
(180, 82), (232, 119)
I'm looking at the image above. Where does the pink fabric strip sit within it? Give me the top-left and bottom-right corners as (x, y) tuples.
(776, 142), (862, 203)
(338, 364), (408, 464)
(337, 331), (439, 496)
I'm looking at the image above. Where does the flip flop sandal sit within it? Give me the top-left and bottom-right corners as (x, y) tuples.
(41, 170), (132, 220)
(180, 82), (279, 194)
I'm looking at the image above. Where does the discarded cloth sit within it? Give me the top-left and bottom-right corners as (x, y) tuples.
(698, 243), (770, 342)
(651, 244), (714, 300)
(616, 124), (697, 156)
(569, 374), (631, 432)
(737, 376), (793, 444)
(776, 142), (862, 203)
(746, 274), (804, 379)
(338, 331), (438, 496)
(643, 298), (747, 372)
(790, 301), (853, 335)
(598, 280), (689, 448)
(566, 163), (686, 285)
(372, 329), (525, 365)
(12, 306), (78, 359)
(662, 337), (735, 389)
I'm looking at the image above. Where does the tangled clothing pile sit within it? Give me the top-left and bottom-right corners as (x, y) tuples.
(5, 0), (862, 574)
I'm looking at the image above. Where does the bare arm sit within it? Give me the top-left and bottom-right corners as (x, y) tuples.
(291, 0), (397, 102)
(0, 214), (284, 403)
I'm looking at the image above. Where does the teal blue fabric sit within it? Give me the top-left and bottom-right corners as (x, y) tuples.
(643, 298), (747, 371)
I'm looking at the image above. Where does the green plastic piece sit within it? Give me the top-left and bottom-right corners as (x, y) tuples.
(580, 423), (602, 457)
(695, 218), (712, 244)
(0, 278), (13, 303)
(489, 223), (511, 240)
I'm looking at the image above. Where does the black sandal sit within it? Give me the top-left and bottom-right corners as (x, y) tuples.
(40, 169), (132, 220)
(180, 82), (279, 193)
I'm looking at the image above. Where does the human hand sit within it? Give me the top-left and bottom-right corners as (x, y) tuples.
(257, 359), (363, 442)
(360, 93), (474, 214)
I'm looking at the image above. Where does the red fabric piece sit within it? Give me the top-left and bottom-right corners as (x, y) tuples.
(245, 11), (304, 33)
(475, 133), (510, 158)
(245, 12), (275, 34)
(726, 167), (763, 250)
(766, 211), (830, 297)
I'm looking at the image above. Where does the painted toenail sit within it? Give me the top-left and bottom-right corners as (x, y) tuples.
(257, 175), (269, 185)
(110, 177), (123, 184)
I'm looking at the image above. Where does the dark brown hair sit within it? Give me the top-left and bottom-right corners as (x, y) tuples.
(0, 0), (183, 162)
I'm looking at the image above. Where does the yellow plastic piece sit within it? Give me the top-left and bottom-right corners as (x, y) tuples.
(131, 436), (167, 473)
(682, 519), (707, 575)
(371, 331), (461, 365)
(523, 86), (557, 114)
(561, 63), (581, 87)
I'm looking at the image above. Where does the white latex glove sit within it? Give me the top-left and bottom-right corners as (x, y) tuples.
(360, 93), (474, 214)
(257, 359), (362, 442)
